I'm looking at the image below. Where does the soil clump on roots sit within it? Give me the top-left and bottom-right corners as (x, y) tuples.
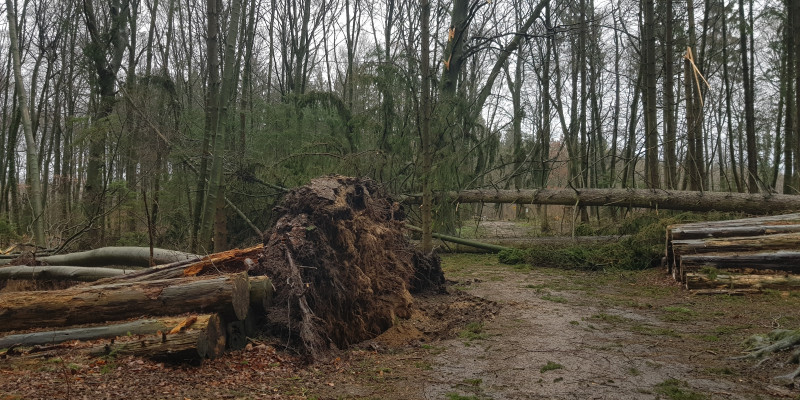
(254, 175), (443, 359)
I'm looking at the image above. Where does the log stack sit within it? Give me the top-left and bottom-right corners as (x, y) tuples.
(0, 246), (269, 361)
(665, 213), (800, 294)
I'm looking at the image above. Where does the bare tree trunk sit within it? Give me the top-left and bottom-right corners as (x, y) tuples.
(721, 8), (742, 193)
(642, 0), (659, 189)
(738, 0), (758, 193)
(6, 0), (46, 248)
(663, 0), (677, 189)
(82, 0), (130, 246)
(420, 0), (433, 253)
(784, 4), (795, 194)
(199, 0), (243, 252)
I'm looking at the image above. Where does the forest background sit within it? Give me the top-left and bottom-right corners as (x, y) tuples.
(0, 0), (797, 254)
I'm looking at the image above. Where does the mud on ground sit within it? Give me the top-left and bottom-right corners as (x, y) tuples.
(2, 253), (800, 399)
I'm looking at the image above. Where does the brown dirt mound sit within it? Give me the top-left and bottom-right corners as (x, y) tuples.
(254, 175), (443, 359)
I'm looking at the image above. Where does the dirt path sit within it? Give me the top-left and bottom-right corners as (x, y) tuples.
(2, 254), (799, 399)
(419, 255), (800, 400)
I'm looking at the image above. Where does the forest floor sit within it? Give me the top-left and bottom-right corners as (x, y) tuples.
(2, 253), (800, 399)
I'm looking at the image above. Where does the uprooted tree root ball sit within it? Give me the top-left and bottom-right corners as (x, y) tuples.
(253, 175), (443, 359)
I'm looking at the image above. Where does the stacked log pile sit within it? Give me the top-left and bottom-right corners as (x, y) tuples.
(665, 214), (800, 294)
(0, 246), (268, 361)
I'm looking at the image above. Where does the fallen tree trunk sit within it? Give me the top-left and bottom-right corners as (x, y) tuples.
(0, 315), (212, 349)
(685, 272), (800, 291)
(87, 314), (227, 360)
(405, 224), (511, 253)
(424, 235), (627, 253)
(0, 265), (131, 282)
(0, 246), (200, 267)
(403, 188), (800, 214)
(0, 272), (250, 332)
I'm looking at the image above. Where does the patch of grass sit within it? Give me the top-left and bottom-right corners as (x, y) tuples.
(541, 294), (568, 304)
(569, 320), (580, 325)
(662, 306), (697, 321)
(445, 394), (480, 400)
(698, 334), (719, 342)
(654, 378), (709, 400)
(540, 361), (564, 373)
(628, 367), (641, 376)
(459, 322), (488, 341)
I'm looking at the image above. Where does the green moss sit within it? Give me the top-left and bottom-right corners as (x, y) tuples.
(540, 361), (564, 373)
(446, 394), (480, 400)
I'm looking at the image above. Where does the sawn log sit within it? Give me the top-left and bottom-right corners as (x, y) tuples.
(87, 314), (227, 360)
(0, 272), (250, 332)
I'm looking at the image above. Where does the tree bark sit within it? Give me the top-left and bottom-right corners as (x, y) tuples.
(403, 188), (800, 215)
(0, 272), (250, 332)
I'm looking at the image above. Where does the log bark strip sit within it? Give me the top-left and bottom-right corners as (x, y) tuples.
(403, 188), (800, 214)
(685, 272), (800, 291)
(671, 233), (800, 269)
(87, 314), (227, 359)
(678, 251), (800, 282)
(0, 272), (250, 332)
(0, 315), (212, 349)
(0, 265), (132, 282)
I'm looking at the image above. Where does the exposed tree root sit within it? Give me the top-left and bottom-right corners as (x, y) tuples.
(740, 329), (800, 383)
(255, 176), (443, 360)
